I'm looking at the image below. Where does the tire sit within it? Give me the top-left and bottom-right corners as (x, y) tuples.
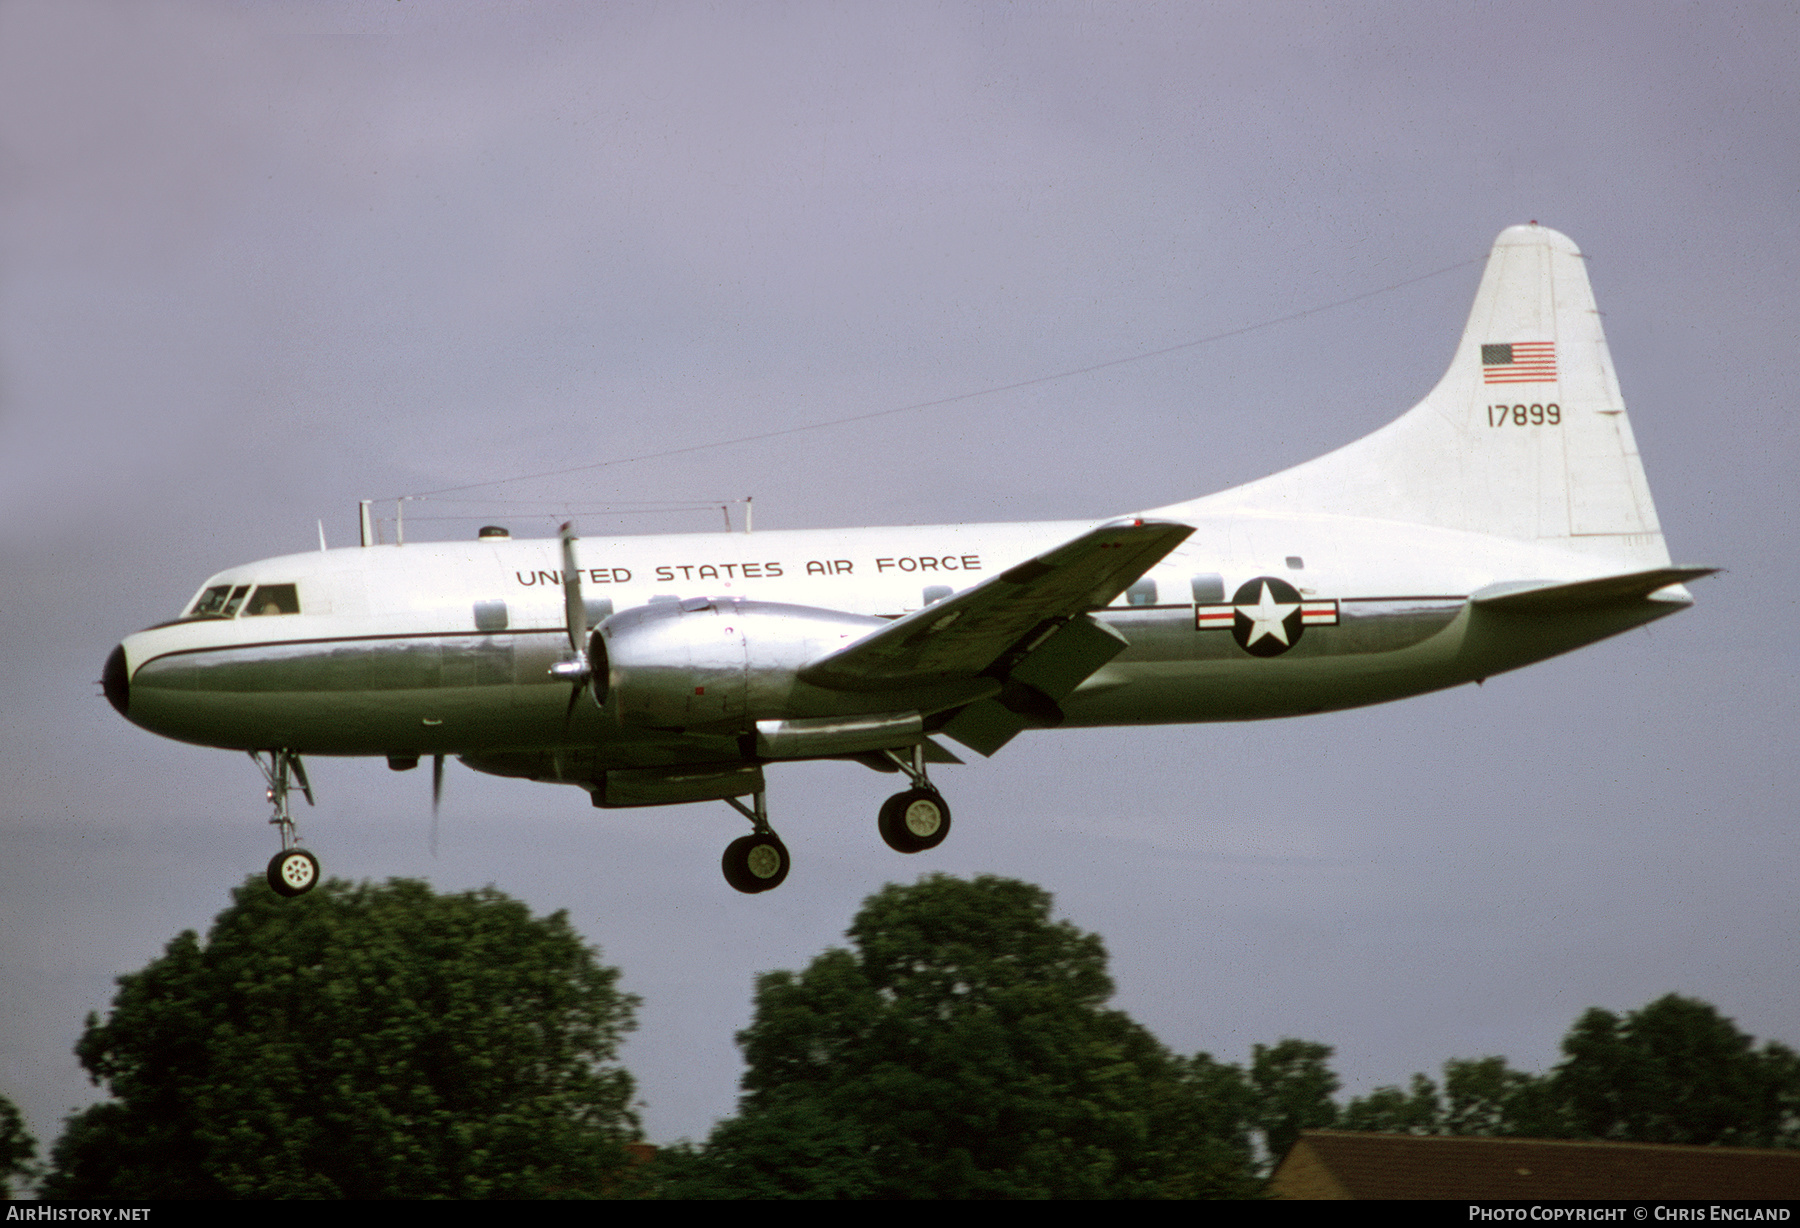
(267, 848), (320, 897)
(878, 788), (951, 853)
(722, 833), (790, 894)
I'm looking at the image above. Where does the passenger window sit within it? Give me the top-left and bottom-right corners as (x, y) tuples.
(1191, 574), (1225, 603)
(244, 584), (300, 616)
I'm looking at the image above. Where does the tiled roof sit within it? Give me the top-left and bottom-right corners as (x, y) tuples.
(1271, 1131), (1800, 1200)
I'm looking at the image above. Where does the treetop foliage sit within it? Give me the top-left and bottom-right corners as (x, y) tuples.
(43, 877), (640, 1199)
(672, 874), (1262, 1199)
(37, 866), (1794, 1201)
(0, 1095), (35, 1198)
(660, 873), (1797, 1198)
(1555, 995), (1800, 1147)
(1340, 995), (1800, 1149)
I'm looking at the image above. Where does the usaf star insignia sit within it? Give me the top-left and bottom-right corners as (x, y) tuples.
(1195, 576), (1338, 657)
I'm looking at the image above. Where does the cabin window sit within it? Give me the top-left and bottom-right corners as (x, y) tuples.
(244, 584), (300, 616)
(1126, 578), (1158, 607)
(584, 597), (614, 626)
(923, 585), (953, 605)
(473, 600), (509, 632)
(1286, 555), (1305, 570)
(1191, 574), (1225, 603)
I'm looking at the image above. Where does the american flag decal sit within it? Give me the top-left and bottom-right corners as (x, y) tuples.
(1482, 341), (1557, 384)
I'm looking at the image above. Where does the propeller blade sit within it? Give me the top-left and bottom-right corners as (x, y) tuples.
(555, 522), (594, 726)
(430, 754), (444, 858)
(560, 522), (588, 656)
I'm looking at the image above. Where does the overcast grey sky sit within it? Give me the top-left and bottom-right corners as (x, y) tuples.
(2, 1), (1795, 1153)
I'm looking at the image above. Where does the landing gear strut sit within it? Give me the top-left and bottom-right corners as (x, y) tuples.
(253, 750), (320, 897)
(876, 745), (952, 854)
(721, 789), (790, 894)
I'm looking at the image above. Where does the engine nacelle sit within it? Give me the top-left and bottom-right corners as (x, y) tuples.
(593, 598), (888, 731)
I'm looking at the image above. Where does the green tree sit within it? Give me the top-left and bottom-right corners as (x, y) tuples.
(1340, 1072), (1442, 1135)
(1441, 1056), (1559, 1137)
(1338, 1057), (1557, 1138)
(1251, 1038), (1340, 1161)
(1549, 994), (1799, 1147)
(1335, 996), (1799, 1149)
(1148, 1052), (1266, 1198)
(672, 874), (1258, 1199)
(1, 1094), (36, 1197)
(42, 878), (640, 1199)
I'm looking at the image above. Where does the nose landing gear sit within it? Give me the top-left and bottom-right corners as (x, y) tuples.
(253, 750), (320, 897)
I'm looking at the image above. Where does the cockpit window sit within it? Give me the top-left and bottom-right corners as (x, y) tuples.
(189, 586), (228, 616)
(243, 584), (300, 616)
(186, 583), (300, 619)
(188, 585), (238, 618)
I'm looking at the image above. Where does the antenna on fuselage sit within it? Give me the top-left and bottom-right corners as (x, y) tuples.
(359, 500), (375, 547)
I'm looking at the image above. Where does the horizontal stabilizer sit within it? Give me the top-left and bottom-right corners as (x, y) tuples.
(1471, 567), (1716, 614)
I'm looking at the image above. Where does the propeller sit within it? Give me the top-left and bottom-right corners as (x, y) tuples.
(430, 753), (444, 858)
(547, 521), (596, 724)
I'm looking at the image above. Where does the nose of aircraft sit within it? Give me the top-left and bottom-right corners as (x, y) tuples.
(102, 644), (129, 716)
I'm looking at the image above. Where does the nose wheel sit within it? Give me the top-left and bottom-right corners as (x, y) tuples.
(721, 790), (790, 893)
(253, 750), (320, 897)
(268, 847), (321, 897)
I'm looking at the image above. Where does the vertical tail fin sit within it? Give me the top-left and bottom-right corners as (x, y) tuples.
(1176, 225), (1671, 569)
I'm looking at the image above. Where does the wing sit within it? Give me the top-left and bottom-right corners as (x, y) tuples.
(800, 518), (1192, 755)
(800, 518), (1192, 689)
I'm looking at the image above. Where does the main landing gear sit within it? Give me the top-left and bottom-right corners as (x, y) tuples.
(876, 745), (952, 854)
(716, 745), (953, 894)
(721, 790), (790, 894)
(253, 749), (320, 898)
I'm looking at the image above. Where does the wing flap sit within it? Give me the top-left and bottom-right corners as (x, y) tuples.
(940, 613), (1132, 756)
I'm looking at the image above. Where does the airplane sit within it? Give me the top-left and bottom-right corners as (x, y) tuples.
(101, 224), (1712, 897)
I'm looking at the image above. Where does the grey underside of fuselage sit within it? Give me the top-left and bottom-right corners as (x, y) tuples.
(125, 596), (1683, 775)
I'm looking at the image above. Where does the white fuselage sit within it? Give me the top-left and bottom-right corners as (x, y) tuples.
(108, 511), (1687, 769)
